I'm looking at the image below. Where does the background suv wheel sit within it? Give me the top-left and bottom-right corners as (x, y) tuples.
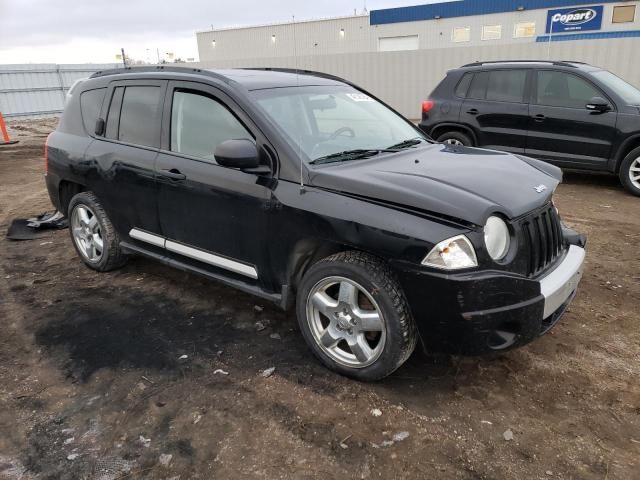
(436, 131), (472, 146)
(619, 146), (640, 197)
(296, 251), (417, 381)
(68, 191), (128, 271)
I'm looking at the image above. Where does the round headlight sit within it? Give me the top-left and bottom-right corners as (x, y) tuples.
(484, 216), (510, 260)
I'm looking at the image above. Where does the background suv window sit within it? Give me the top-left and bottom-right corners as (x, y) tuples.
(486, 70), (527, 103)
(170, 91), (252, 162)
(535, 71), (601, 109)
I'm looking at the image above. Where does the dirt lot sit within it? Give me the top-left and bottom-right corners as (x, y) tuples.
(0, 119), (638, 480)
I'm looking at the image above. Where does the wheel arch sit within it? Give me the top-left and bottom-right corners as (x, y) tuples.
(58, 180), (87, 216)
(430, 123), (478, 146)
(613, 135), (640, 173)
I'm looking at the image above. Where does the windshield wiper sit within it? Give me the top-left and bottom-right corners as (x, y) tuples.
(386, 137), (425, 150)
(310, 148), (398, 165)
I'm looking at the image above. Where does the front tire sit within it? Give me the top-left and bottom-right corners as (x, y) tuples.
(619, 147), (640, 197)
(436, 131), (472, 146)
(68, 191), (127, 272)
(296, 251), (417, 381)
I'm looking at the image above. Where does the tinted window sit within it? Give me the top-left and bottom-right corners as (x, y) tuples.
(486, 70), (527, 103)
(105, 87), (124, 139)
(79, 88), (106, 134)
(118, 86), (161, 146)
(535, 71), (601, 109)
(467, 72), (488, 100)
(455, 73), (472, 97)
(170, 90), (252, 162)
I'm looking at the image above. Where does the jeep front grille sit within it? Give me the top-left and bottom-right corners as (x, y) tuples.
(521, 205), (564, 276)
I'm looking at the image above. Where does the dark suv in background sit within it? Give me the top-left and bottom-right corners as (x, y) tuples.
(420, 61), (640, 196)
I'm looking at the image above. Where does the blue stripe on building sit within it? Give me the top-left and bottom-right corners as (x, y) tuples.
(536, 29), (640, 41)
(370, 0), (623, 25)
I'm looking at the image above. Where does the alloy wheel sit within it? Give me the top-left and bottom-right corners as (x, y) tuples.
(443, 138), (463, 146)
(71, 205), (104, 263)
(306, 276), (386, 368)
(629, 157), (640, 190)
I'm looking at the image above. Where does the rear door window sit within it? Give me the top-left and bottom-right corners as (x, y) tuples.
(79, 88), (106, 135)
(486, 70), (527, 103)
(105, 87), (124, 139)
(467, 71), (489, 100)
(118, 86), (162, 147)
(455, 73), (473, 97)
(535, 71), (602, 109)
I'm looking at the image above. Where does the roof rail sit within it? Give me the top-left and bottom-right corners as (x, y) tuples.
(462, 60), (579, 68)
(89, 65), (235, 84)
(242, 67), (356, 87)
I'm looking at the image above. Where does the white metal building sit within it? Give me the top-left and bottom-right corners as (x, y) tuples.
(196, 0), (640, 118)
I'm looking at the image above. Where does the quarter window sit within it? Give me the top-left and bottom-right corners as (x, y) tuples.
(482, 25), (502, 40)
(486, 70), (527, 103)
(467, 72), (489, 100)
(612, 5), (635, 23)
(455, 73), (473, 97)
(514, 21), (536, 38)
(452, 26), (471, 43)
(170, 90), (253, 162)
(535, 71), (602, 109)
(79, 88), (106, 135)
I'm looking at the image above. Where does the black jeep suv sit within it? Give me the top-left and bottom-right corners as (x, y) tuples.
(45, 66), (585, 380)
(420, 60), (640, 196)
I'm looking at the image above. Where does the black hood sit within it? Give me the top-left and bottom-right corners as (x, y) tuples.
(309, 144), (561, 226)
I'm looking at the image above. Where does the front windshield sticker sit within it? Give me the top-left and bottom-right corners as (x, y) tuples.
(345, 93), (374, 102)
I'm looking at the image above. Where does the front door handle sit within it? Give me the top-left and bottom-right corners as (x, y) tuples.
(466, 108), (479, 115)
(160, 168), (186, 181)
(533, 114), (546, 122)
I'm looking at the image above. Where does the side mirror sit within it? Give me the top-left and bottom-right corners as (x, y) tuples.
(95, 118), (105, 136)
(585, 96), (611, 113)
(214, 139), (261, 170)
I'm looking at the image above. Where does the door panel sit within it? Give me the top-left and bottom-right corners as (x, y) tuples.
(525, 70), (617, 168)
(85, 80), (166, 238)
(460, 69), (530, 153)
(155, 81), (273, 283)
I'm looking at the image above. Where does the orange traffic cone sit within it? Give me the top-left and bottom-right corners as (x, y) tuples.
(0, 112), (18, 146)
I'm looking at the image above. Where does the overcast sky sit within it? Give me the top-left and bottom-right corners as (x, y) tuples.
(0, 0), (442, 64)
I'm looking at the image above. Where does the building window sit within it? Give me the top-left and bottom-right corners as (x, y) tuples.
(482, 25), (502, 40)
(514, 21), (536, 38)
(452, 26), (471, 43)
(612, 5), (636, 23)
(378, 35), (419, 52)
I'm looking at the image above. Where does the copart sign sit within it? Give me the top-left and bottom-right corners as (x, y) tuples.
(545, 5), (603, 33)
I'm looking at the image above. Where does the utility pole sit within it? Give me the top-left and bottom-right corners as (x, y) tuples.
(121, 47), (127, 67)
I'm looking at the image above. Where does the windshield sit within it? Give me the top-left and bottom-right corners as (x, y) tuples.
(592, 70), (640, 105)
(251, 86), (427, 162)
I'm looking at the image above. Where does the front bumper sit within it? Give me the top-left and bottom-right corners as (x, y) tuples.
(396, 242), (586, 355)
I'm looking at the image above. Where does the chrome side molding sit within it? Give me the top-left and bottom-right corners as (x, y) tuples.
(129, 228), (258, 279)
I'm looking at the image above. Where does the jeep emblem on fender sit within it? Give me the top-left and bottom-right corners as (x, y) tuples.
(534, 184), (548, 193)
(552, 8), (596, 26)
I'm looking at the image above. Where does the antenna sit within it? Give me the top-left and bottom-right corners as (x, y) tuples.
(292, 14), (305, 193)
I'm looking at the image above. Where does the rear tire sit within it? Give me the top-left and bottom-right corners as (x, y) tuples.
(436, 131), (472, 146)
(296, 251), (417, 381)
(619, 146), (640, 197)
(68, 191), (127, 272)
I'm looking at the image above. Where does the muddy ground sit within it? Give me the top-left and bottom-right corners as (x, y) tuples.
(0, 119), (638, 480)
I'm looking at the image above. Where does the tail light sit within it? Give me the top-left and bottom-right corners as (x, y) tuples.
(44, 133), (52, 175)
(422, 100), (435, 113)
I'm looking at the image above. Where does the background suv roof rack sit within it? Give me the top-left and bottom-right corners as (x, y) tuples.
(89, 65), (236, 84)
(462, 60), (579, 68)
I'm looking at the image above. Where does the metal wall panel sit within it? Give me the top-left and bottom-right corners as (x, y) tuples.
(199, 36), (640, 120)
(0, 63), (119, 118)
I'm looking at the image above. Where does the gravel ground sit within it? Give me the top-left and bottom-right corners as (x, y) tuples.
(0, 119), (638, 480)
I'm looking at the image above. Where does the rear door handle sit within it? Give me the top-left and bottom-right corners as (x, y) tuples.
(466, 108), (479, 115)
(159, 168), (186, 181)
(533, 114), (546, 122)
